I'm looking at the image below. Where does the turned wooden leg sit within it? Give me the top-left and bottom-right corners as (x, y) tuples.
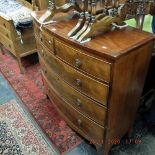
(95, 144), (111, 155)
(0, 43), (5, 55)
(95, 145), (104, 155)
(126, 126), (133, 138)
(17, 56), (25, 74)
(46, 94), (50, 99)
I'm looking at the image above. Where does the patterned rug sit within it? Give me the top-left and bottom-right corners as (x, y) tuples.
(0, 50), (82, 154)
(0, 99), (57, 155)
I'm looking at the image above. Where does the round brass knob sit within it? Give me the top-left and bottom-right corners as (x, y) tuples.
(77, 119), (82, 126)
(75, 58), (81, 68)
(44, 69), (47, 74)
(76, 99), (82, 107)
(3, 23), (6, 28)
(76, 79), (82, 86)
(48, 40), (52, 44)
(6, 33), (9, 38)
(55, 47), (59, 52)
(40, 34), (43, 41)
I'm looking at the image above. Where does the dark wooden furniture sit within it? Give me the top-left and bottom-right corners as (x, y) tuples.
(0, 0), (36, 73)
(32, 12), (155, 155)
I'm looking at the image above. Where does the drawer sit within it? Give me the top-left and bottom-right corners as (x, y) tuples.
(0, 33), (14, 53)
(40, 30), (54, 53)
(40, 45), (109, 105)
(55, 39), (111, 83)
(43, 75), (105, 143)
(34, 25), (54, 53)
(0, 25), (12, 40)
(0, 16), (11, 30)
(40, 59), (107, 125)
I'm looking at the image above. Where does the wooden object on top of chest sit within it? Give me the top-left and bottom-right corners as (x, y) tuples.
(32, 0), (50, 11)
(32, 11), (155, 155)
(32, 0), (67, 11)
(37, 0), (155, 43)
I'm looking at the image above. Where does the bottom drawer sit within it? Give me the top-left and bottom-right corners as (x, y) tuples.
(43, 74), (105, 143)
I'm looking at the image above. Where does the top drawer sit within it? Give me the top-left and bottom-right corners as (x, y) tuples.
(0, 25), (12, 40)
(55, 39), (111, 83)
(33, 22), (54, 53)
(40, 30), (54, 52)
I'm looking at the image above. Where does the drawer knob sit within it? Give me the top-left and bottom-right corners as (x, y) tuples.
(3, 23), (6, 28)
(44, 69), (47, 74)
(75, 58), (81, 68)
(76, 79), (82, 86)
(76, 99), (82, 107)
(40, 34), (43, 41)
(6, 33), (9, 38)
(48, 40), (52, 44)
(77, 119), (82, 126)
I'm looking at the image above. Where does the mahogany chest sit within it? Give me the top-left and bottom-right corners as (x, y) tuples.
(32, 12), (155, 155)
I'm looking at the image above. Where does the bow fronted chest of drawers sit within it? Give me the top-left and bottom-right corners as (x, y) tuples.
(32, 12), (155, 155)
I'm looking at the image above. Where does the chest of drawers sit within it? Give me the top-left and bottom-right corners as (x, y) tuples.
(32, 12), (155, 155)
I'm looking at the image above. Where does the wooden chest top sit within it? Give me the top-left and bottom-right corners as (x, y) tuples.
(32, 11), (154, 61)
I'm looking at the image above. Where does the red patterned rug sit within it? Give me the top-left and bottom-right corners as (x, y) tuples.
(0, 99), (57, 155)
(0, 50), (82, 154)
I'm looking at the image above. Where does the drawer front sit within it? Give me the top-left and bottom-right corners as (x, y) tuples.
(40, 58), (107, 125)
(43, 75), (105, 142)
(40, 30), (54, 53)
(55, 39), (111, 83)
(40, 44), (109, 105)
(34, 25), (54, 53)
(0, 16), (11, 30)
(0, 25), (12, 40)
(0, 33), (14, 53)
